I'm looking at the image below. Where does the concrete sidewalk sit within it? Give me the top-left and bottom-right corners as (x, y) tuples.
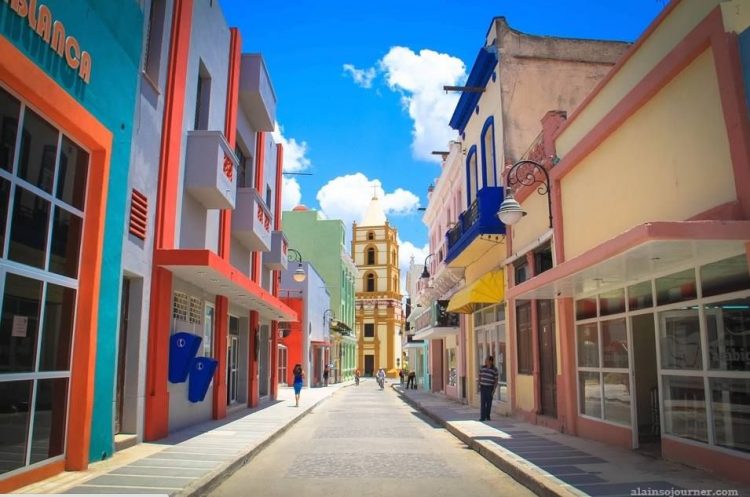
(16, 383), (350, 496)
(394, 385), (749, 497)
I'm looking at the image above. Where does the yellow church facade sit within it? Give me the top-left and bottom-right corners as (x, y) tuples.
(353, 196), (403, 377)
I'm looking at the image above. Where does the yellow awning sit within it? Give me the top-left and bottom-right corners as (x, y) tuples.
(447, 270), (505, 314)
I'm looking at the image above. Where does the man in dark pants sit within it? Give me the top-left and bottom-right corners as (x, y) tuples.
(478, 356), (499, 421)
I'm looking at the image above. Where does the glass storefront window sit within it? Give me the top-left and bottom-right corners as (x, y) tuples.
(579, 372), (601, 418)
(660, 310), (702, 370)
(656, 269), (697, 306)
(628, 281), (653, 310)
(662, 375), (707, 443)
(710, 377), (750, 453)
(577, 323), (599, 367)
(29, 377), (68, 463)
(0, 273), (43, 372)
(0, 88), (21, 173)
(600, 289), (625, 316)
(602, 318), (628, 368)
(705, 299), (750, 371)
(603, 372), (630, 425)
(701, 255), (750, 298)
(18, 109), (58, 194)
(39, 284), (76, 372)
(49, 207), (83, 278)
(0, 178), (8, 256)
(8, 187), (51, 269)
(0, 380), (33, 472)
(57, 136), (88, 211)
(576, 298), (597, 320)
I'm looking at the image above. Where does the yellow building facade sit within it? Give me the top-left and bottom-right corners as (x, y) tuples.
(353, 196), (403, 377)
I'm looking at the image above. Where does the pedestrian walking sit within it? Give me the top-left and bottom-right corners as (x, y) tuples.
(399, 369), (404, 385)
(323, 365), (330, 387)
(292, 363), (304, 407)
(478, 356), (499, 421)
(355, 369), (360, 386)
(407, 370), (416, 389)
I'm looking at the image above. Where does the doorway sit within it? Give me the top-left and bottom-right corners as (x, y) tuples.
(537, 299), (557, 417)
(259, 325), (270, 397)
(227, 316), (239, 405)
(364, 354), (374, 376)
(632, 313), (660, 455)
(115, 278), (130, 435)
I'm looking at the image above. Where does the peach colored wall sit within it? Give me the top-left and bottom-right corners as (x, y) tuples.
(556, 0), (721, 155)
(561, 49), (735, 260)
(512, 193), (551, 251)
(515, 374), (535, 411)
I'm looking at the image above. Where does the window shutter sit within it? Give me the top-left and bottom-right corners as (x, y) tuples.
(129, 189), (148, 240)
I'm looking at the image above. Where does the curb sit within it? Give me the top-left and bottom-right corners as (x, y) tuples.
(392, 385), (586, 497)
(177, 387), (343, 497)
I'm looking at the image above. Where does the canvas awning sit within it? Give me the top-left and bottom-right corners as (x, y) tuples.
(446, 270), (505, 314)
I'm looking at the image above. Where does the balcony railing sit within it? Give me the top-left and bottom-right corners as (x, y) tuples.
(232, 188), (272, 252)
(184, 131), (238, 210)
(413, 300), (459, 333)
(445, 186), (505, 263)
(264, 230), (288, 270)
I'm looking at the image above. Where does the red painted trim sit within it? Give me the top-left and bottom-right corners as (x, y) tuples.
(270, 320), (279, 400)
(576, 416), (632, 449)
(0, 460), (66, 493)
(554, 0), (682, 140)
(248, 310), (260, 407)
(710, 28), (750, 219)
(212, 295), (228, 419)
(553, 8), (719, 184)
(251, 132), (266, 283)
(507, 220), (750, 300)
(218, 28), (242, 260)
(144, 268), (172, 441)
(274, 143), (283, 231)
(154, 249), (298, 319)
(0, 36), (113, 473)
(153, 0), (193, 250)
(559, 298), (577, 435)
(662, 437), (750, 485)
(688, 200), (743, 221)
(145, 0), (194, 442)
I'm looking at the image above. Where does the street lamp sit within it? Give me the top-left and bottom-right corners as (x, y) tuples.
(287, 248), (306, 282)
(323, 309), (335, 327)
(497, 159), (552, 228)
(420, 254), (434, 281)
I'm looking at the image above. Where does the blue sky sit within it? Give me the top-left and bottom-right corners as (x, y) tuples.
(221, 0), (666, 268)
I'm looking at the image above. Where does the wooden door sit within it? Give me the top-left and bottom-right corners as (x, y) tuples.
(537, 299), (557, 417)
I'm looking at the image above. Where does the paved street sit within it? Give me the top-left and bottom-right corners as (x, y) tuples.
(210, 379), (534, 497)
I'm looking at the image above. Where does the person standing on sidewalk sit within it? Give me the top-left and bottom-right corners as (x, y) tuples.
(292, 364), (304, 407)
(323, 365), (330, 387)
(478, 356), (499, 421)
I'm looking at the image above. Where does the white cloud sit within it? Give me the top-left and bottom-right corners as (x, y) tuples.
(272, 122), (311, 173)
(379, 47), (466, 163)
(342, 63), (377, 89)
(316, 173), (420, 234)
(281, 176), (301, 211)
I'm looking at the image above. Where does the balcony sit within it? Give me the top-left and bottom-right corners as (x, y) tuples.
(232, 188), (272, 252)
(264, 231), (288, 270)
(239, 54), (276, 132)
(184, 131), (238, 210)
(413, 300), (460, 341)
(445, 186), (506, 267)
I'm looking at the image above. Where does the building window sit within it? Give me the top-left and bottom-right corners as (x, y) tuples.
(143, 0), (166, 87)
(481, 117), (496, 187)
(516, 303), (532, 374)
(0, 87), (89, 475)
(367, 247), (376, 265)
(364, 323), (374, 338)
(514, 260), (529, 285)
(534, 244), (553, 275)
(367, 231), (374, 240)
(194, 61), (211, 130)
(235, 139), (254, 189)
(203, 303), (214, 357)
(466, 145), (478, 205)
(366, 273), (376, 292)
